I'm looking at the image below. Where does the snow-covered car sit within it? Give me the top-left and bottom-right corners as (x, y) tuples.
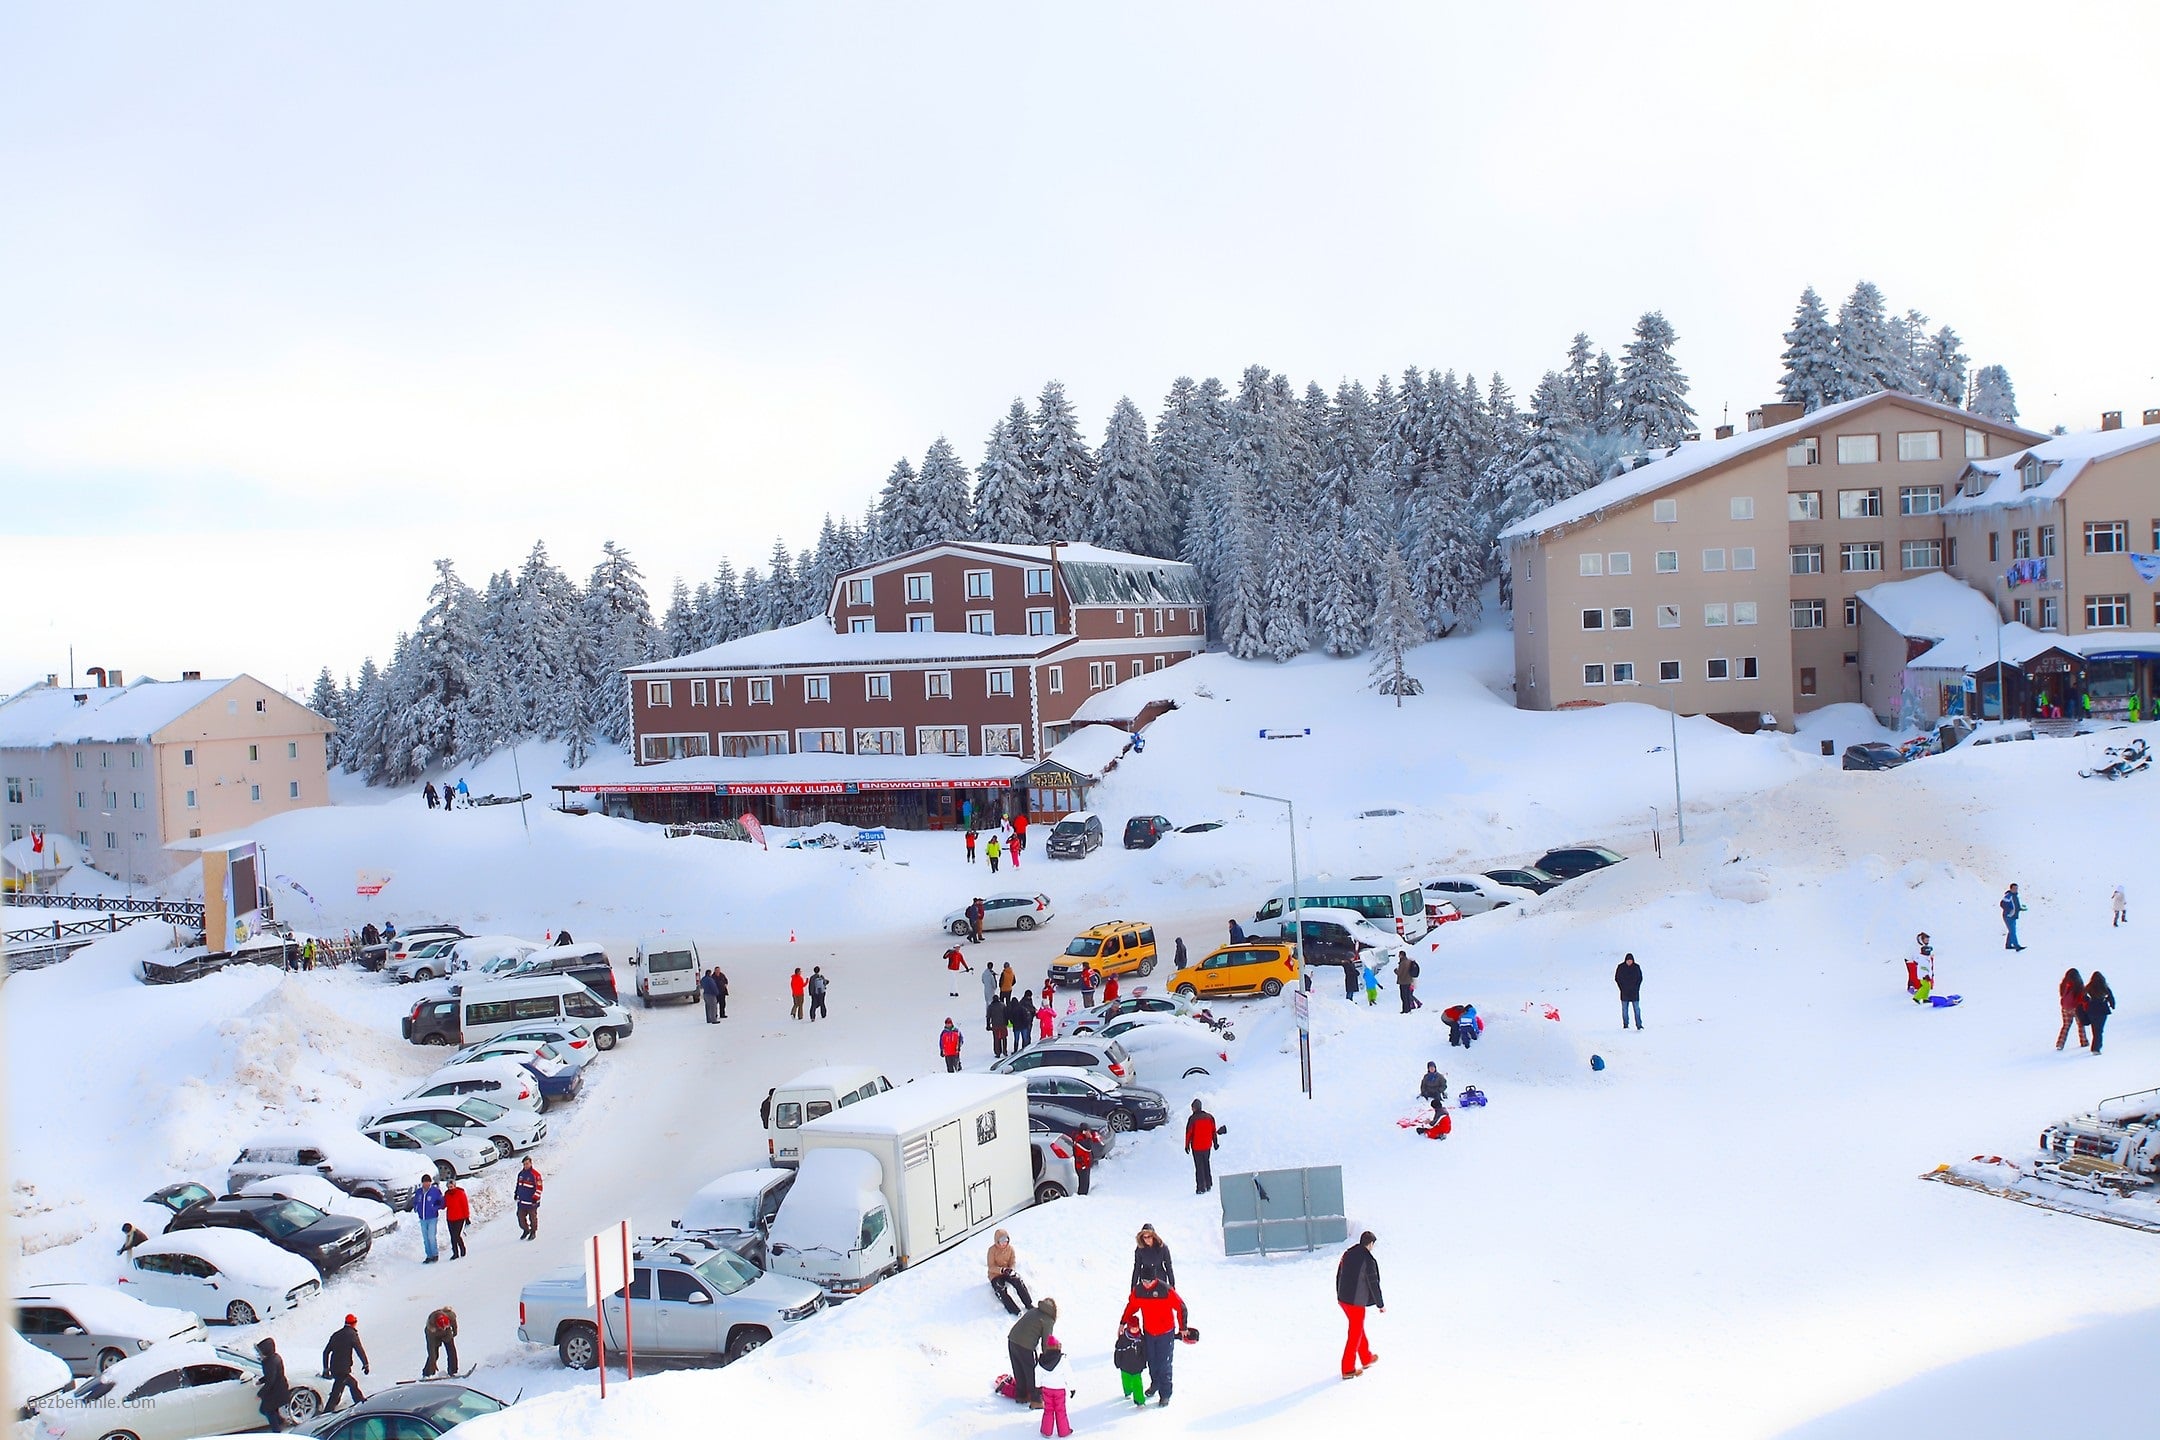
(30, 1340), (323, 1438)
(389, 935), (465, 984)
(358, 1095), (546, 1157)
(14, 1284), (208, 1378)
(452, 933), (538, 972)
(117, 1231), (321, 1325)
(382, 927), (467, 972)
(1090, 1014), (1236, 1078)
(1271, 908), (1410, 970)
(1067, 992), (1198, 1035)
(357, 1119), (499, 1179)
(232, 1174), (399, 1239)
(1420, 874), (1536, 917)
(408, 1058), (543, 1113)
(671, 1168), (797, 1268)
(941, 892), (1055, 937)
(10, 1326), (73, 1412)
(226, 1131), (421, 1209)
(990, 1035), (1141, 1086)
(446, 1039), (583, 1102)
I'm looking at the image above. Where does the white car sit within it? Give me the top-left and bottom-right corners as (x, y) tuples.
(231, 1174), (398, 1239)
(118, 1231), (320, 1326)
(409, 1058), (544, 1113)
(31, 1340), (323, 1438)
(226, 1131), (422, 1210)
(1421, 873), (1537, 917)
(940, 892), (1055, 937)
(358, 1119), (499, 1178)
(389, 935), (465, 983)
(359, 1095), (547, 1156)
(1068, 992), (1199, 1035)
(1090, 1014), (1237, 1078)
(455, 1036), (579, 1077)
(483, 1022), (601, 1070)
(11, 1327), (73, 1411)
(14, 1284), (208, 1378)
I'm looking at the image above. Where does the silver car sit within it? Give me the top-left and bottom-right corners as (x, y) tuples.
(941, 892), (1055, 937)
(519, 1237), (824, 1368)
(14, 1284), (208, 1377)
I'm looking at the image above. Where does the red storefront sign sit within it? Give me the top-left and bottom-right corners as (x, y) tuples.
(577, 777), (1012, 797)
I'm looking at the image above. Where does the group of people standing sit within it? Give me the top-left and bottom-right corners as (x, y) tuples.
(421, 778), (470, 810)
(999, 1222), (1192, 1427)
(980, 962), (1049, 1056)
(965, 812), (1028, 872)
(2057, 968), (2118, 1055)
(788, 965), (831, 1021)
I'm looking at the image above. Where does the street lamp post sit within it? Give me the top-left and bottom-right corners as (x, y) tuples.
(1223, 786), (1311, 1098)
(1617, 682), (1685, 845)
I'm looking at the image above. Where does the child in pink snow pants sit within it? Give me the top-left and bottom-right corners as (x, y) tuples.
(1038, 1339), (1071, 1437)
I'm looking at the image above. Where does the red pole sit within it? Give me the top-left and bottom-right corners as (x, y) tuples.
(592, 1234), (606, 1399)
(621, 1223), (634, 1381)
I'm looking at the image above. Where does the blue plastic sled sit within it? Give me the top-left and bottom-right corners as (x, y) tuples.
(1929, 994), (1962, 1008)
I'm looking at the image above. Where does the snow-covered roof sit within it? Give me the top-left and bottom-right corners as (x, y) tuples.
(1854, 575), (2063, 672)
(565, 750), (1032, 791)
(241, 1127), (412, 1174)
(1502, 392), (2035, 543)
(1040, 724), (1131, 780)
(0, 677), (233, 749)
(1943, 423), (2160, 514)
(780, 1065), (890, 1092)
(954, 543), (1202, 606)
(2, 832), (82, 875)
(134, 1229), (317, 1289)
(801, 1073), (1022, 1138)
(628, 618), (1066, 674)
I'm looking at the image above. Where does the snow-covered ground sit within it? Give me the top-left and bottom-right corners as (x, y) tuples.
(9, 629), (2156, 1438)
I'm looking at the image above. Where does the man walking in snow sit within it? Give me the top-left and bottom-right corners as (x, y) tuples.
(424, 782), (438, 810)
(2001, 883), (2027, 951)
(1335, 1231), (1383, 1380)
(443, 1178), (470, 1258)
(980, 951), (999, 1006)
(808, 965), (830, 1021)
(414, 1174), (442, 1263)
(1397, 953), (1420, 1014)
(1616, 952), (1644, 1030)
(968, 898), (986, 943)
(945, 945), (970, 997)
(1185, 1099), (1219, 1194)
(701, 968), (720, 1023)
(790, 967), (806, 1020)
(1120, 1279), (1188, 1408)
(2112, 884), (2127, 928)
(939, 1018), (964, 1072)
(321, 1315), (369, 1411)
(514, 1160), (542, 1240)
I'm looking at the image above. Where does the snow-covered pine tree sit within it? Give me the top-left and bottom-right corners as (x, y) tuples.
(307, 668), (343, 766)
(1778, 286), (1840, 412)
(579, 541), (657, 750)
(1080, 397), (1167, 554)
(857, 501), (889, 566)
(1256, 519), (1306, 661)
(390, 558), (487, 775)
(461, 568), (519, 760)
(915, 438), (974, 546)
(370, 634), (423, 784)
(1890, 308), (1933, 394)
(969, 416), (1037, 541)
(1969, 364), (2018, 422)
(794, 547), (818, 623)
(660, 578), (699, 657)
(1922, 325), (1969, 408)
(1833, 281), (1901, 399)
(803, 517), (852, 626)
(701, 558), (743, 646)
(874, 458), (922, 554)
(1367, 541), (1424, 706)
(1152, 376), (1225, 565)
(1563, 332), (1599, 428)
(1220, 366), (1294, 660)
(340, 657), (383, 776)
(763, 540), (798, 628)
(1614, 311), (1696, 449)
(1028, 380), (1095, 542)
(738, 565), (770, 634)
(1504, 373), (1600, 518)
(509, 541), (584, 743)
(1309, 379), (1382, 656)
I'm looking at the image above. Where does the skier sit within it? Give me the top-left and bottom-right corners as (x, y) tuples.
(456, 778), (469, 803)
(443, 1177), (470, 1259)
(808, 965), (830, 1021)
(2112, 884), (2127, 928)
(1012, 991), (1035, 1048)
(1335, 1230), (1383, 1380)
(1114, 1313), (1149, 1408)
(1184, 1099), (1219, 1194)
(1120, 1277), (1189, 1408)
(442, 785), (454, 812)
(321, 1314), (369, 1411)
(424, 782), (438, 810)
(966, 829), (978, 864)
(2085, 971), (2116, 1055)
(980, 954), (1000, 1006)
(988, 994), (1009, 1058)
(253, 1337), (291, 1432)
(1006, 1297), (1058, 1409)
(701, 968), (723, 1023)
(986, 835), (1002, 874)
(2056, 968), (2089, 1050)
(939, 1018), (964, 1072)
(790, 967), (807, 1020)
(987, 1228), (1032, 1315)
(1418, 1061), (1448, 1115)
(1616, 952), (1644, 1029)
(420, 1305), (459, 1379)
(2001, 883), (2026, 951)
(514, 1159), (542, 1240)
(1130, 1224), (1176, 1291)
(414, 1174), (442, 1263)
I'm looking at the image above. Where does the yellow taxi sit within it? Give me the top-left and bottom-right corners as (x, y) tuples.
(1048, 921), (1159, 984)
(1170, 940), (1299, 1000)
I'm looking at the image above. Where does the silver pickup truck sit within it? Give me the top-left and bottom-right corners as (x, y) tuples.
(517, 1237), (825, 1368)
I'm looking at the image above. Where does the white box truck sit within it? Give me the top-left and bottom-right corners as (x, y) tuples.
(765, 1073), (1031, 1298)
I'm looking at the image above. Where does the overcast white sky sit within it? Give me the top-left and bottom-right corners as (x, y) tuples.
(6, 2), (2157, 695)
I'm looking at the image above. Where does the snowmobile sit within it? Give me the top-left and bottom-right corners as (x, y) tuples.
(2078, 737), (2150, 780)
(1923, 1087), (2160, 1230)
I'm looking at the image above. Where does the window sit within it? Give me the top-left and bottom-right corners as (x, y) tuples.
(845, 577), (873, 606)
(1612, 662), (1636, 683)
(2086, 594), (2131, 628)
(1787, 438), (1820, 467)
(1837, 488), (1882, 517)
(1789, 490), (1821, 520)
(854, 728), (905, 755)
(1965, 428), (1986, 459)
(1652, 499), (1678, 523)
(1114, 609), (1125, 623)
(1655, 550), (1679, 573)
(75, 791), (84, 808)
(288, 781), (300, 798)
(2014, 599), (2033, 625)
(1740, 657), (1759, 680)
(1733, 547), (1756, 571)
(1897, 430), (1941, 462)
(249, 784), (261, 802)
(1027, 608), (1055, 635)
(1706, 658), (1730, 680)
(720, 733), (789, 757)
(1790, 545), (1824, 575)
(181, 747), (194, 767)
(966, 612), (995, 635)
(1046, 666), (1063, 694)
(2, 776), (18, 803)
(2012, 529), (2032, 560)
(1946, 536), (1958, 567)
(987, 669), (1014, 697)
(1988, 533), (2001, 563)
(1582, 664), (1607, 686)
(185, 789), (197, 808)
(904, 572), (933, 602)
(866, 673), (891, 700)
(646, 682), (671, 707)
(1657, 660), (1681, 683)
(1581, 609), (1604, 630)
(796, 729), (847, 753)
(76, 831), (88, 847)
(1026, 567), (1054, 596)
(1836, 434), (1879, 464)
(1844, 597), (1860, 627)
(1088, 662), (1106, 689)
(1702, 548), (1726, 572)
(2039, 525), (2057, 557)
(246, 744), (259, 762)
(1704, 603), (1727, 627)
(716, 679), (733, 705)
(1734, 602), (1758, 626)
(1840, 543), (1882, 573)
(284, 741), (297, 759)
(254, 699), (266, 713)
(1607, 552), (1632, 575)
(73, 752), (82, 769)
(1579, 553), (1604, 576)
(802, 675), (829, 703)
(2020, 457), (2054, 491)
(2085, 521), (2128, 555)
(964, 569), (993, 599)
(131, 792), (142, 809)
(908, 614), (933, 632)
(925, 671), (952, 698)
(1791, 600), (1826, 629)
(1187, 608), (1198, 628)
(1799, 667), (1818, 696)
(1899, 486), (1943, 516)
(640, 734), (712, 761)
(746, 677), (773, 704)
(2041, 597), (2060, 630)
(99, 752), (109, 768)
(1611, 607), (1634, 630)
(981, 725), (1024, 755)
(1901, 539), (1943, 571)
(1730, 496), (1755, 520)
(850, 617), (874, 634)
(916, 726), (968, 755)
(104, 831), (117, 848)
(691, 679), (708, 705)
(1656, 605), (1681, 629)
(1131, 660), (1144, 679)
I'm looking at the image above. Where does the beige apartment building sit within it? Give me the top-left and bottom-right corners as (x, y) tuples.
(0, 673), (333, 884)
(1504, 392), (2042, 727)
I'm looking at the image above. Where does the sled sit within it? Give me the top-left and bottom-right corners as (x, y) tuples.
(1927, 994), (1962, 1008)
(1456, 1086), (1488, 1107)
(470, 793), (531, 807)
(1920, 1160), (2160, 1233)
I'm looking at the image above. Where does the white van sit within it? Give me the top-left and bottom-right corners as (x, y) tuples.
(1253, 874), (1431, 942)
(633, 935), (702, 1007)
(764, 1066), (895, 1167)
(403, 975), (636, 1050)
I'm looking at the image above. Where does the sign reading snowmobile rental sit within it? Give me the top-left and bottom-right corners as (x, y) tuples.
(575, 778), (1012, 797)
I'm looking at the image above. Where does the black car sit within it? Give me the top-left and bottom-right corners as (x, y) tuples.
(1273, 916), (1373, 969)
(1532, 846), (1626, 881)
(1483, 866), (1563, 896)
(1842, 742), (1910, 771)
(1019, 1071), (1169, 1133)
(142, 1180), (217, 1222)
(1123, 815), (1172, 849)
(165, 1197), (371, 1274)
(296, 1381), (504, 1438)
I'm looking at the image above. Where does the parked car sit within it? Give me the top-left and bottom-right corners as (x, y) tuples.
(941, 892), (1054, 937)
(671, 1168), (797, 1268)
(361, 923), (467, 971)
(383, 927), (469, 975)
(1026, 1102), (1117, 1160)
(14, 1284), (207, 1378)
(165, 1197), (371, 1276)
(227, 1132), (420, 1209)
(1029, 1132), (1079, 1202)
(1067, 992), (1197, 1035)
(1047, 921), (1158, 985)
(230, 1174), (398, 1239)
(407, 1058), (544, 1113)
(483, 1022), (601, 1070)
(356, 1119), (499, 1179)
(1174, 819), (1225, 834)
(1421, 874), (1537, 916)
(357, 1095), (546, 1158)
(1017, 1067), (1168, 1133)
(389, 936), (465, 984)
(632, 935), (702, 1007)
(1842, 742), (1911, 771)
(404, 974), (633, 1049)
(1045, 812), (1104, 858)
(139, 1181), (219, 1232)
(1122, 815), (1173, 849)
(1532, 845), (1627, 880)
(1270, 909), (1404, 970)
(518, 1237), (825, 1369)
(447, 1039), (584, 1103)
(288, 1381), (504, 1439)
(500, 943), (620, 1003)
(1091, 1015), (1235, 1078)
(1171, 941), (1300, 1000)
(990, 1035), (1141, 1086)
(31, 1341), (323, 1438)
(117, 1231), (320, 1326)
(1483, 865), (1563, 896)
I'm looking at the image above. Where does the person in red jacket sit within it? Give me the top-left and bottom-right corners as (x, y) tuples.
(1183, 1100), (1219, 1194)
(1120, 1278), (1189, 1408)
(938, 1018), (964, 1073)
(443, 1178), (472, 1259)
(789, 967), (807, 1020)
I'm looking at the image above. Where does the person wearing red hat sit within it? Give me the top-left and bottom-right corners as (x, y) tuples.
(322, 1314), (369, 1410)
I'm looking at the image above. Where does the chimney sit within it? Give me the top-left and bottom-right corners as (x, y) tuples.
(109, 669), (123, 686)
(181, 670), (202, 682)
(86, 665), (107, 687)
(2102, 410), (2123, 431)
(1714, 424), (1735, 440)
(44, 673), (56, 687)
(1750, 402), (1805, 431)
(2144, 408), (2160, 427)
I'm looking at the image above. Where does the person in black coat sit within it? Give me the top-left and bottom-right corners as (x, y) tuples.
(710, 966), (729, 1019)
(2085, 971), (2117, 1055)
(1130, 1223), (1176, 1291)
(321, 1316), (369, 1410)
(1335, 1231), (1384, 1379)
(553, 927), (574, 946)
(988, 995), (1009, 1058)
(1012, 991), (1036, 1048)
(1616, 952), (1644, 1030)
(254, 1337), (291, 1432)
(1418, 1062), (1448, 1118)
(1397, 955), (1421, 1014)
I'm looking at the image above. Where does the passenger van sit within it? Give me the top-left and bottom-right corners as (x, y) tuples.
(765, 1066), (895, 1167)
(1252, 875), (1430, 942)
(1047, 921), (1158, 985)
(632, 935), (702, 1007)
(402, 975), (635, 1051)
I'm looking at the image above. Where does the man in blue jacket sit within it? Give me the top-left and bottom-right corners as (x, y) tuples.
(413, 1176), (442, 1263)
(2001, 883), (2027, 951)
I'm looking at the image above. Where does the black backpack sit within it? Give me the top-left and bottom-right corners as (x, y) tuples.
(1406, 958), (1421, 981)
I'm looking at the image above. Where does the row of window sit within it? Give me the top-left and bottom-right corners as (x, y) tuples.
(1582, 602), (1760, 631)
(1787, 486), (1943, 519)
(63, 742), (300, 771)
(1790, 540), (1942, 575)
(1785, 429), (1983, 467)
(648, 657), (1167, 711)
(845, 567), (1058, 607)
(843, 605), (1197, 638)
(1582, 657), (1763, 686)
(1580, 547), (1760, 577)
(639, 725), (1028, 764)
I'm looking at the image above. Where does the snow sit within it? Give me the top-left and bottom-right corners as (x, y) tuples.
(1944, 422), (2160, 514)
(11, 1282), (201, 1339)
(766, 1150), (884, 1255)
(134, 1230), (317, 1291)
(1040, 724), (1131, 780)
(0, 676), (232, 749)
(8, 1329), (72, 1407)
(87, 1339), (245, 1396)
(800, 1073), (1022, 1139)
(628, 617), (1066, 673)
(675, 1169), (789, 1233)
